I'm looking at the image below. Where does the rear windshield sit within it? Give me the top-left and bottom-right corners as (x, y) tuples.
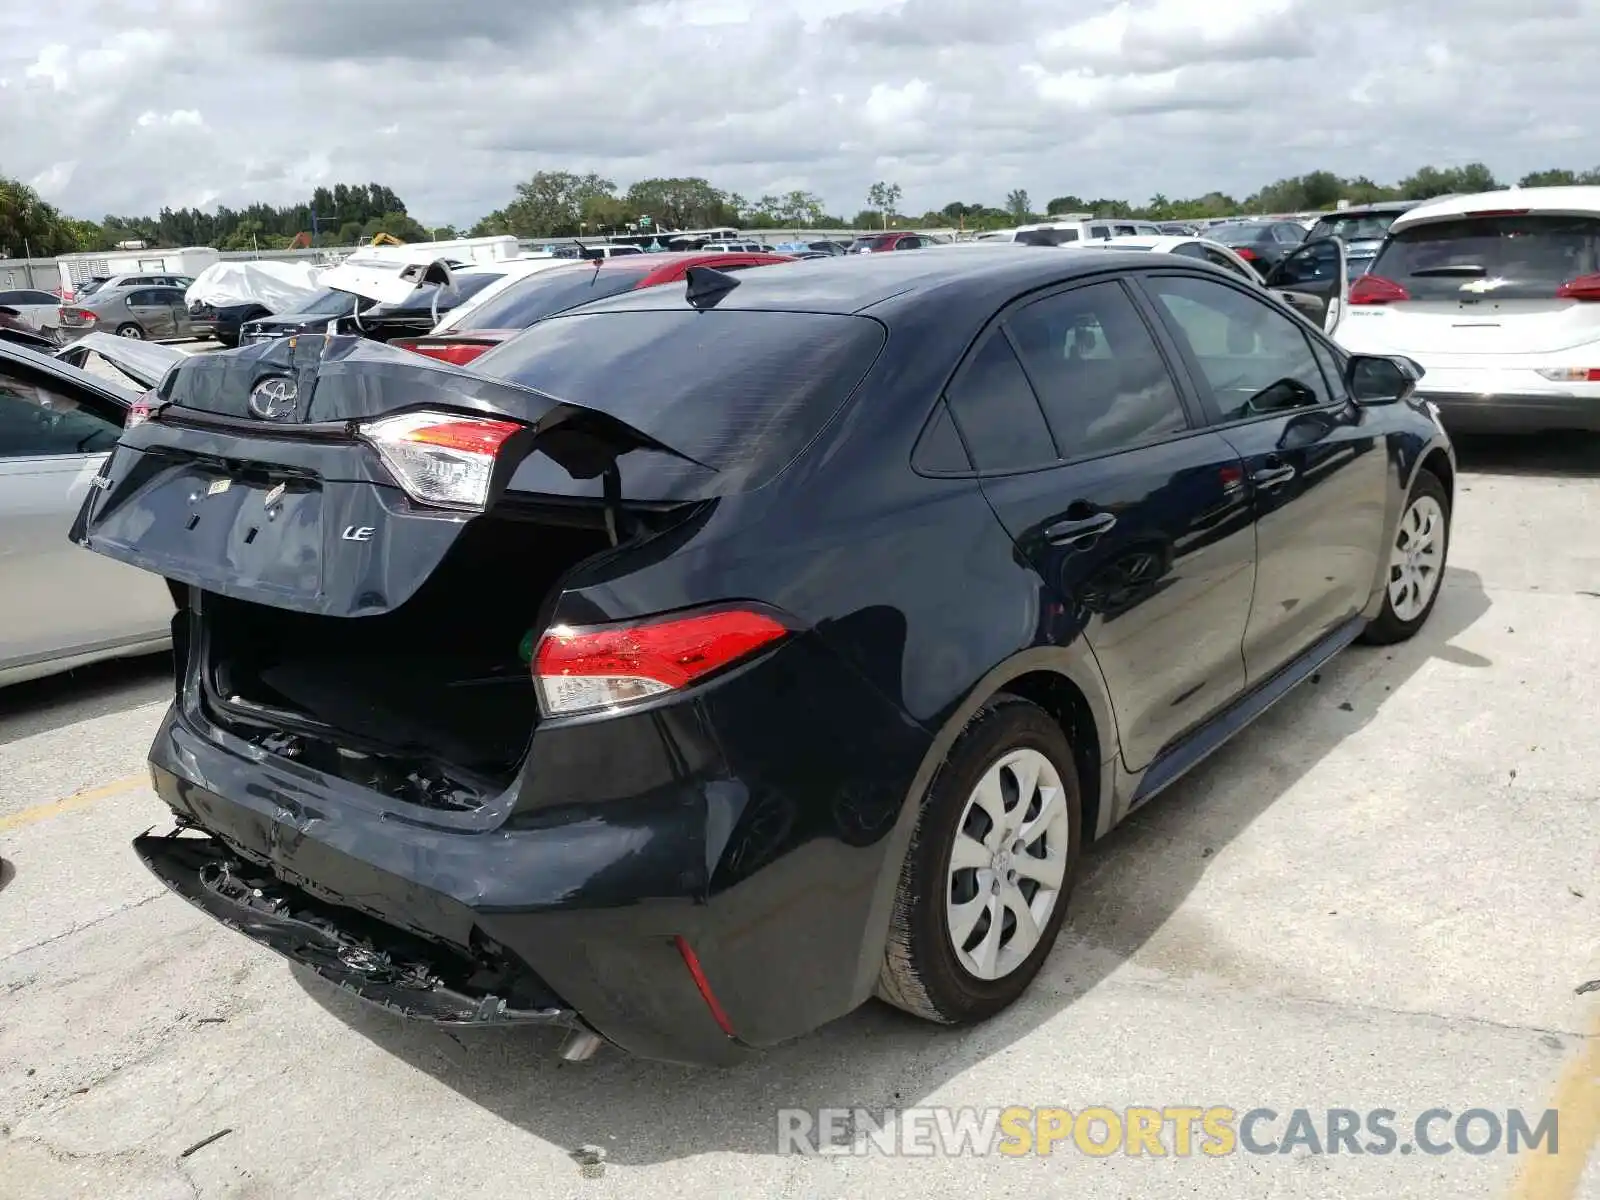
(295, 288), (361, 316)
(1369, 214), (1600, 300)
(1208, 224), (1270, 245)
(453, 266), (646, 330)
(1309, 213), (1403, 242)
(472, 309), (887, 498)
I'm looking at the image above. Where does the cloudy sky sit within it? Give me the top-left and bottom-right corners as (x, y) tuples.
(3, 0), (1598, 226)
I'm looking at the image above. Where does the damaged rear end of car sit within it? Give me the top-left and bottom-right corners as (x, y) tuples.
(74, 311), (924, 1066)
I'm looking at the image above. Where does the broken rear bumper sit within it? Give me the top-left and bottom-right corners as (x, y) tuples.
(135, 832), (576, 1027)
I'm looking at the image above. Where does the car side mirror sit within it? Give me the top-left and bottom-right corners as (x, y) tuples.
(1346, 353), (1423, 405)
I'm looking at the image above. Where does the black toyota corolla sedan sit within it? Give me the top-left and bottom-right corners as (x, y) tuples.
(72, 247), (1454, 1067)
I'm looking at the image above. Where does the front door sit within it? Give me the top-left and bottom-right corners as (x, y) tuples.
(1263, 236), (1350, 333)
(1137, 271), (1388, 684)
(944, 277), (1258, 770)
(0, 360), (171, 672)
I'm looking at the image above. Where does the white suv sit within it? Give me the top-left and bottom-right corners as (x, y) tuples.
(1335, 186), (1600, 434)
(1009, 218), (1164, 245)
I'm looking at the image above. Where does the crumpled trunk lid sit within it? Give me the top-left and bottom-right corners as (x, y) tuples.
(69, 334), (714, 618)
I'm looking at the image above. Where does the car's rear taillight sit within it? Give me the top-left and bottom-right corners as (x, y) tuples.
(1535, 366), (1600, 382)
(1349, 275), (1411, 305)
(1234, 247), (1258, 261)
(533, 608), (790, 717)
(393, 340), (494, 366)
(61, 307), (96, 324)
(357, 410), (524, 510)
(125, 391), (157, 429)
(1555, 273), (1600, 301)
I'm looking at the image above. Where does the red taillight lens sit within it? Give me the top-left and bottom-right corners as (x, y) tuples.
(533, 608), (790, 717)
(407, 341), (493, 365)
(61, 307), (96, 323)
(1349, 275), (1411, 305)
(356, 410), (523, 510)
(1555, 273), (1600, 301)
(126, 392), (155, 429)
(1234, 247), (1257, 261)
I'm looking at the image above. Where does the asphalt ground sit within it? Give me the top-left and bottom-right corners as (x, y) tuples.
(0, 433), (1595, 1199)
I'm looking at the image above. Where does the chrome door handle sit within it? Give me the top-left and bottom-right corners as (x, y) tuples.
(1045, 511), (1117, 547)
(1251, 464), (1296, 488)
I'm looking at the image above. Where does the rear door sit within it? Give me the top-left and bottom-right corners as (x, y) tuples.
(948, 277), (1256, 770)
(125, 289), (173, 338)
(1263, 237), (1350, 332)
(0, 355), (171, 671)
(1137, 271), (1387, 684)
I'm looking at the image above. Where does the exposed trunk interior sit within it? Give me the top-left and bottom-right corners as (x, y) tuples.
(197, 510), (621, 812)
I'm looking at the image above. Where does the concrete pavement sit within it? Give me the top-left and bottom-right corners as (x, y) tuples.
(1, 435), (1595, 1199)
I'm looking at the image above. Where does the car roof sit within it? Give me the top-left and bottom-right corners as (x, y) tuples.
(1315, 200), (1431, 217)
(0, 335), (138, 402)
(1388, 185), (1600, 231)
(564, 244), (1169, 317)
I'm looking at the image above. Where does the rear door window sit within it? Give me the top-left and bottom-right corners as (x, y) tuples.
(1369, 213), (1600, 300)
(1005, 281), (1191, 459)
(452, 266), (647, 329)
(943, 333), (1057, 473)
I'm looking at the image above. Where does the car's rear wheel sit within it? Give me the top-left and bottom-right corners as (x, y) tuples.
(1360, 468), (1450, 645)
(115, 323), (144, 339)
(878, 695), (1082, 1024)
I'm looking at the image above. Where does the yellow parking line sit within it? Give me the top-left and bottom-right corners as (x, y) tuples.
(1508, 1005), (1600, 1200)
(0, 774), (148, 833)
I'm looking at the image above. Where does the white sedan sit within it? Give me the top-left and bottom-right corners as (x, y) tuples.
(0, 287), (64, 336)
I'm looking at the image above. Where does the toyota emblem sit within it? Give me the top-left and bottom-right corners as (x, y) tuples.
(248, 375), (299, 421)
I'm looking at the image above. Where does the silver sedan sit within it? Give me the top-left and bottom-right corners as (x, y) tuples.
(57, 283), (203, 343)
(0, 335), (182, 686)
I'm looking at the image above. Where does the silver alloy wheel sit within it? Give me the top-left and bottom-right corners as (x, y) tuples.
(118, 325), (144, 339)
(1388, 494), (1445, 622)
(945, 747), (1071, 981)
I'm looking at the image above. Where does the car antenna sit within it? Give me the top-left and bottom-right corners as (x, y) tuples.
(684, 266), (740, 310)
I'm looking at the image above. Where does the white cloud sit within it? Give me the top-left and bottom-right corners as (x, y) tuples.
(0, 0), (1597, 226)
(862, 79), (932, 125)
(134, 109), (205, 131)
(29, 161), (76, 196)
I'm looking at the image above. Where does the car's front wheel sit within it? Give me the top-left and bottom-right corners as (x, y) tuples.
(1360, 468), (1451, 645)
(878, 694), (1082, 1024)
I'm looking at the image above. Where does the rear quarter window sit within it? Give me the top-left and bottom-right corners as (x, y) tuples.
(474, 309), (887, 497)
(1371, 214), (1600, 300)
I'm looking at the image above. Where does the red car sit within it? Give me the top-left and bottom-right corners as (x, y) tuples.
(846, 232), (937, 254)
(394, 251), (795, 365)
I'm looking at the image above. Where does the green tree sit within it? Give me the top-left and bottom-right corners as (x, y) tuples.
(496, 171), (618, 237)
(623, 177), (736, 231)
(1005, 189), (1032, 221)
(0, 176), (89, 256)
(866, 181), (903, 228)
(1045, 195), (1089, 216)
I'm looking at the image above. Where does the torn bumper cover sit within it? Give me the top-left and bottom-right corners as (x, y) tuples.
(135, 832), (577, 1027)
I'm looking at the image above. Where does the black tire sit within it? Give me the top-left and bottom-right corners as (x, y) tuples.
(1359, 468), (1451, 645)
(877, 694), (1083, 1024)
(115, 323), (144, 339)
